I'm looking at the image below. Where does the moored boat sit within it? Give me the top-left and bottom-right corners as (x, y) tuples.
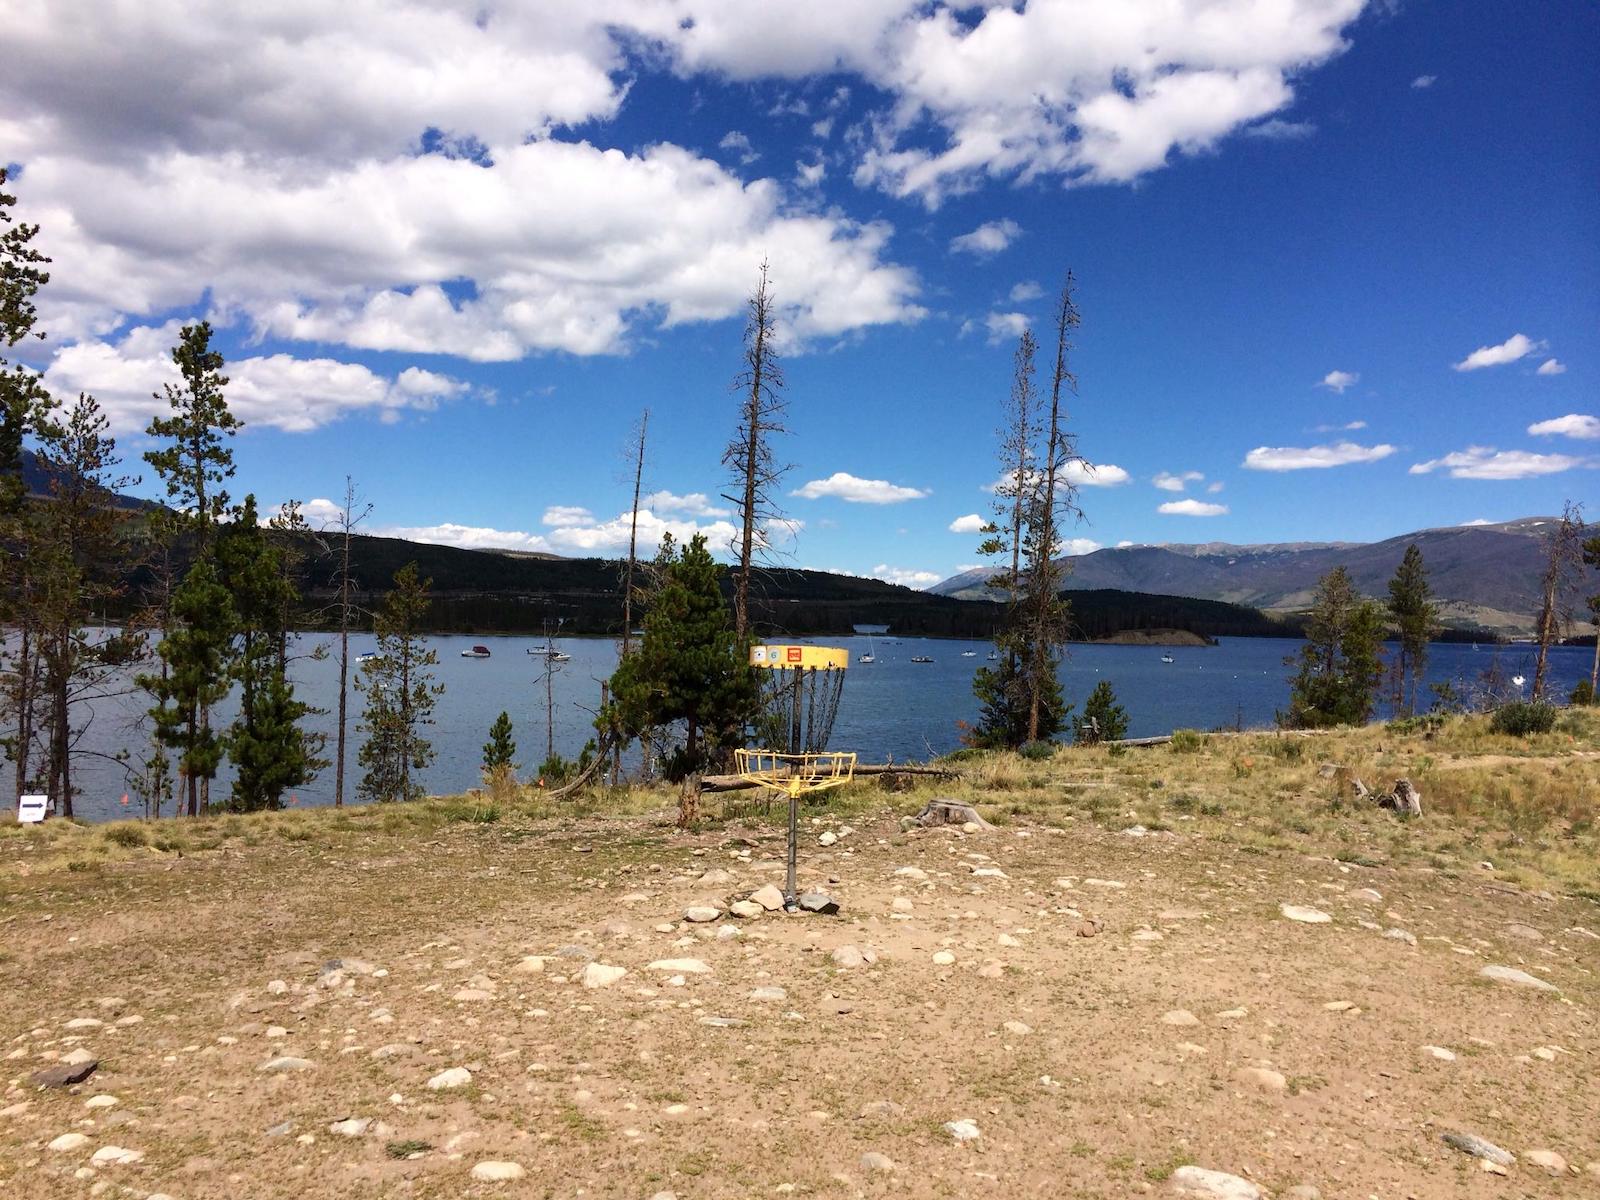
(462, 644), (492, 659)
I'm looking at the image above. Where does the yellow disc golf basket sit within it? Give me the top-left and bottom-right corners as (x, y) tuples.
(742, 643), (855, 910)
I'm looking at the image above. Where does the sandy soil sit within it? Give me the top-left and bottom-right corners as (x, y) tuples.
(3, 803), (1597, 1200)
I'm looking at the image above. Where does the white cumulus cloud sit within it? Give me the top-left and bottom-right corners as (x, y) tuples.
(642, 490), (734, 518)
(1409, 447), (1585, 480)
(41, 320), (470, 434)
(1318, 369), (1359, 393)
(948, 513), (987, 533)
(1452, 333), (1539, 372)
(793, 472), (930, 504)
(1242, 441), (1396, 471)
(950, 219), (1021, 257)
(1411, 74), (1437, 89)
(870, 564), (943, 589)
(1153, 470), (1204, 492)
(1536, 358), (1566, 376)
(1527, 413), (1600, 440)
(1158, 499), (1229, 517)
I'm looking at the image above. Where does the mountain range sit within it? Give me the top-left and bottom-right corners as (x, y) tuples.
(929, 518), (1572, 635)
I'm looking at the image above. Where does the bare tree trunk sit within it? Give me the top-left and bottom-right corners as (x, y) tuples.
(618, 412), (648, 785)
(12, 623), (33, 800)
(1532, 505), (1582, 700)
(1028, 272), (1078, 742)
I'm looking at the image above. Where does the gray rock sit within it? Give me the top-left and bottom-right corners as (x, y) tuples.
(1441, 1130), (1515, 1166)
(1480, 964), (1559, 992)
(1504, 923), (1543, 942)
(683, 905), (722, 923)
(1524, 1149), (1567, 1174)
(329, 1117), (372, 1137)
(831, 944), (875, 968)
(1169, 1166), (1262, 1200)
(1381, 928), (1417, 946)
(860, 1151), (896, 1172)
(471, 1161), (526, 1182)
(265, 1121), (294, 1137)
(30, 1060), (98, 1089)
(729, 900), (763, 919)
(555, 944), (595, 960)
(798, 892), (839, 914)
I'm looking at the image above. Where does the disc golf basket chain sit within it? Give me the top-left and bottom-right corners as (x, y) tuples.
(735, 749), (857, 909)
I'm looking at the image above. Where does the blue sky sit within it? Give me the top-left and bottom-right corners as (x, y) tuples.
(7, 1), (1596, 588)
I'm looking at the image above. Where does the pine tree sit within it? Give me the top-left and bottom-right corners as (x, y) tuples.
(0, 169), (56, 802)
(1283, 566), (1386, 727)
(1074, 681), (1129, 745)
(139, 558), (235, 814)
(606, 533), (757, 780)
(32, 393), (140, 817)
(722, 262), (788, 641)
(329, 478), (372, 807)
(483, 711), (517, 773)
(143, 322), (239, 543)
(357, 563), (442, 803)
(217, 495), (325, 811)
(1385, 543), (1439, 716)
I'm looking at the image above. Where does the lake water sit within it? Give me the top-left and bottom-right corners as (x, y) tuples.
(21, 631), (1595, 823)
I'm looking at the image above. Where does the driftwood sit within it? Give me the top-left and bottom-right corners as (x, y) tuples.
(909, 798), (994, 830)
(697, 762), (958, 793)
(1346, 773), (1422, 817)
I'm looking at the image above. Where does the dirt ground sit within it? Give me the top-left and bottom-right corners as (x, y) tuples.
(3, 778), (1597, 1200)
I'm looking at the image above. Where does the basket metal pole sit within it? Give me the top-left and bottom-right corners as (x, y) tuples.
(785, 778), (799, 910)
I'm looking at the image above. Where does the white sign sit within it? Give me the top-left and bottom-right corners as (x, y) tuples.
(17, 795), (48, 825)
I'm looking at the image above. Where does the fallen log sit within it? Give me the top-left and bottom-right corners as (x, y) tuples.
(909, 798), (994, 830)
(698, 762), (958, 793)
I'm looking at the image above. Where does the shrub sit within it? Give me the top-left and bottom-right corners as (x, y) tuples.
(101, 823), (148, 849)
(1571, 679), (1596, 707)
(1490, 701), (1556, 736)
(1018, 740), (1057, 761)
(1170, 729), (1205, 754)
(1073, 681), (1129, 745)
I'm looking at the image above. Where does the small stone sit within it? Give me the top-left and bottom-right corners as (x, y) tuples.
(750, 986), (787, 1002)
(1159, 908), (1204, 920)
(818, 831), (838, 846)
(831, 945), (875, 969)
(83, 1095), (118, 1109)
(1533, 1045), (1557, 1061)
(1504, 923), (1542, 942)
(798, 893), (839, 914)
(266, 979), (289, 994)
(371, 1043), (416, 1060)
(1524, 1149), (1567, 1174)
(1161, 1009), (1200, 1027)
(30, 1060), (98, 1088)
(699, 868), (736, 885)
(1441, 1130), (1515, 1166)
(89, 1146), (143, 1166)
(750, 884), (785, 911)
(931, 950), (956, 966)
(329, 1117), (372, 1137)
(944, 1118), (980, 1142)
(426, 1067), (473, 1091)
(1422, 1045), (1456, 1062)
(683, 905), (722, 924)
(1002, 1020), (1032, 1036)
(49, 1133), (91, 1152)
(581, 962), (628, 989)
(1169, 1166), (1262, 1200)
(1480, 964), (1559, 992)
(891, 897), (914, 913)
(860, 1151), (896, 1172)
(730, 900), (763, 919)
(1285, 1187), (1320, 1200)
(647, 958), (710, 974)
(1382, 928), (1417, 946)
(977, 960), (1004, 979)
(1234, 1067), (1287, 1092)
(265, 1025), (288, 1038)
(1280, 904), (1332, 924)
(1349, 888), (1382, 903)
(1323, 1000), (1356, 1012)
(471, 1161), (526, 1182)
(64, 1017), (104, 1030)
(715, 924), (740, 941)
(513, 956), (545, 974)
(894, 867), (927, 881)
(258, 1056), (315, 1073)
(1216, 1008), (1247, 1020)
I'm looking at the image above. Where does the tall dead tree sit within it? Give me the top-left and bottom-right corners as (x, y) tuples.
(622, 409), (649, 660)
(722, 261), (788, 641)
(329, 477), (372, 807)
(1023, 272), (1082, 742)
(1532, 502), (1584, 699)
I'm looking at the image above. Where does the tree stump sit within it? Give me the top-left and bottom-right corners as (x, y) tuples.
(1376, 778), (1423, 817)
(911, 798), (993, 830)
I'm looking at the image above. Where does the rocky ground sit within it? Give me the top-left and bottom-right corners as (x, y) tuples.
(3, 781), (1597, 1200)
